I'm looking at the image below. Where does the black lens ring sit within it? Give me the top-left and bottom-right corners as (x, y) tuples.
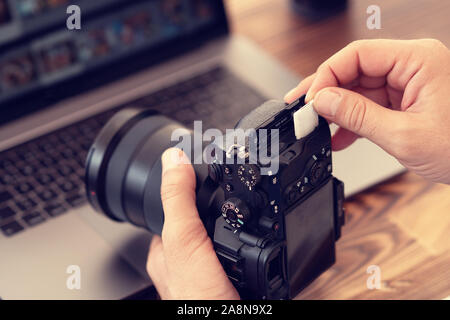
(104, 114), (171, 223)
(124, 123), (191, 232)
(85, 107), (158, 220)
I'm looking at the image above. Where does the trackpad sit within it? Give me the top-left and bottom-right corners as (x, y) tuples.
(76, 205), (153, 281)
(0, 211), (149, 299)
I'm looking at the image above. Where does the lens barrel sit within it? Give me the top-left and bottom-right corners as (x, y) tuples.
(85, 107), (209, 235)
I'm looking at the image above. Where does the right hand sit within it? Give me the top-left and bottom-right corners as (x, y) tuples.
(285, 39), (450, 184)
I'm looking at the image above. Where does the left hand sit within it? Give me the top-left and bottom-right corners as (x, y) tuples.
(146, 148), (240, 300)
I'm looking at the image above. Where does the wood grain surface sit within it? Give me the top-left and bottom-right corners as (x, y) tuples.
(225, 0), (450, 299)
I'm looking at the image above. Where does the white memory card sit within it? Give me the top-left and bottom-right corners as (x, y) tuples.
(293, 100), (319, 140)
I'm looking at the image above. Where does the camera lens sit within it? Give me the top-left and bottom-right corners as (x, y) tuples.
(85, 107), (213, 235)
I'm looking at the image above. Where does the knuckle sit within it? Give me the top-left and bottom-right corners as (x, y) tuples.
(316, 62), (328, 74)
(348, 39), (369, 50)
(426, 38), (445, 49)
(160, 179), (194, 204)
(160, 181), (182, 202)
(348, 39), (363, 48)
(343, 98), (368, 133)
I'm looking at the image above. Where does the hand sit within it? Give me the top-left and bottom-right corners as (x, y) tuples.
(285, 39), (450, 184)
(146, 148), (240, 300)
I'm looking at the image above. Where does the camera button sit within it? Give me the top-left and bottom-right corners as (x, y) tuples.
(224, 166), (232, 175)
(269, 200), (279, 215)
(283, 150), (296, 160)
(288, 189), (298, 202)
(272, 205), (279, 214)
(255, 190), (268, 208)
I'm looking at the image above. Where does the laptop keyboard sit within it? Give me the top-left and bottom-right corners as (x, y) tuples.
(0, 67), (266, 237)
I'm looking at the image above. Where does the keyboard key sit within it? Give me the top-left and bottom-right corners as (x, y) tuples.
(0, 159), (13, 169)
(20, 164), (37, 176)
(39, 157), (56, 167)
(81, 140), (93, 151)
(57, 165), (74, 176)
(15, 182), (33, 194)
(66, 194), (86, 207)
(0, 206), (16, 223)
(37, 189), (57, 201)
(60, 147), (76, 159)
(22, 212), (46, 226)
(1, 221), (24, 236)
(0, 190), (13, 203)
(78, 123), (95, 137)
(44, 203), (67, 217)
(75, 167), (85, 178)
(17, 147), (37, 162)
(39, 141), (55, 153)
(58, 180), (77, 193)
(16, 198), (37, 211)
(0, 172), (20, 185)
(58, 132), (74, 144)
(36, 173), (54, 185)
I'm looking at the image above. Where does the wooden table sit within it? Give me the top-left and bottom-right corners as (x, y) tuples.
(226, 0), (450, 299)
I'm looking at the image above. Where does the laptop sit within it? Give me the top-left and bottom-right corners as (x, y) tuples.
(0, 0), (404, 299)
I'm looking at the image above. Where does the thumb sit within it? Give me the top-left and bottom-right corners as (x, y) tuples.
(160, 148), (199, 226)
(313, 87), (403, 148)
(160, 148), (209, 258)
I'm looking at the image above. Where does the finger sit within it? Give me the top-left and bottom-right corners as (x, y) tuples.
(312, 87), (407, 151)
(359, 75), (386, 89)
(284, 73), (315, 103)
(147, 235), (171, 299)
(306, 39), (421, 102)
(331, 127), (359, 151)
(386, 85), (404, 110)
(159, 149), (239, 299)
(160, 148), (198, 225)
(159, 148), (209, 260)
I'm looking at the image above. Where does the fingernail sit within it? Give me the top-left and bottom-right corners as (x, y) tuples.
(313, 89), (342, 117)
(305, 90), (313, 102)
(161, 148), (189, 174)
(284, 87), (298, 102)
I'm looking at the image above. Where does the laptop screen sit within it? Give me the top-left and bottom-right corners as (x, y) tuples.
(0, 0), (228, 124)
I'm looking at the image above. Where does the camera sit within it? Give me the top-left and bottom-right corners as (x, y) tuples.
(85, 94), (345, 299)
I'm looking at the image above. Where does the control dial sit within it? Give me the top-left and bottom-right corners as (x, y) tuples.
(237, 164), (261, 190)
(220, 198), (251, 229)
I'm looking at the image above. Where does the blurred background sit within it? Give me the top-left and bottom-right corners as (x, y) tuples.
(226, 0), (450, 75)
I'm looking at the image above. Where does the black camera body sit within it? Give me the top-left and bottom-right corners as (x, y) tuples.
(85, 95), (345, 300)
(208, 97), (345, 299)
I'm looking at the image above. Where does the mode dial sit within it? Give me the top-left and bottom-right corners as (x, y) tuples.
(220, 198), (251, 229)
